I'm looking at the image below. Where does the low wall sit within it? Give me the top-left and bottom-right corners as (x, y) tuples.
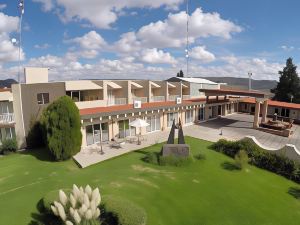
(243, 136), (300, 163)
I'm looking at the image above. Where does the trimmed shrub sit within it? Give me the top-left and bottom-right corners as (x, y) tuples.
(101, 195), (147, 225)
(41, 96), (82, 161)
(211, 139), (300, 183)
(143, 152), (159, 164)
(159, 155), (193, 167)
(1, 138), (17, 154)
(234, 150), (249, 169)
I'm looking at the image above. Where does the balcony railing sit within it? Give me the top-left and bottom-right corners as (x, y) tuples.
(133, 97), (148, 103)
(108, 98), (127, 106)
(169, 95), (179, 101)
(151, 96), (165, 102)
(0, 113), (14, 124)
(182, 95), (190, 100)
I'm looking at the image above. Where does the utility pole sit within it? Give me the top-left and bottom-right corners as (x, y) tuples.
(185, 0), (189, 77)
(18, 0), (25, 83)
(248, 72), (252, 91)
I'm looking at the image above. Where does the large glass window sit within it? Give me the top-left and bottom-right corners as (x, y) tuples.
(146, 115), (161, 133)
(198, 107), (205, 121)
(185, 110), (194, 124)
(118, 119), (136, 138)
(281, 108), (290, 117)
(167, 112), (178, 127)
(86, 122), (109, 146)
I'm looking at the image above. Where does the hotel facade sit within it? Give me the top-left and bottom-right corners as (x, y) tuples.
(1, 67), (300, 148)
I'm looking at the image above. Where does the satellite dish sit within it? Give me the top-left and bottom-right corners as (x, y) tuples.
(11, 38), (17, 44)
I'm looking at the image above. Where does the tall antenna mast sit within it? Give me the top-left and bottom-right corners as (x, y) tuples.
(18, 0), (24, 83)
(185, 0), (189, 77)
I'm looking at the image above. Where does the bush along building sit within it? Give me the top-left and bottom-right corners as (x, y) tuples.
(2, 67), (300, 149)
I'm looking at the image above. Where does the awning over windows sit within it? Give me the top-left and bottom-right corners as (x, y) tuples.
(150, 81), (161, 88)
(107, 81), (122, 89)
(131, 81), (143, 89)
(167, 83), (176, 88)
(65, 80), (102, 91)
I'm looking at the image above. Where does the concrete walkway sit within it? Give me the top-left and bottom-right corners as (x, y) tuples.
(73, 113), (300, 168)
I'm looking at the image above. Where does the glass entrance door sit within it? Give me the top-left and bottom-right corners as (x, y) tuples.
(118, 119), (136, 138)
(86, 122), (109, 146)
(146, 115), (161, 133)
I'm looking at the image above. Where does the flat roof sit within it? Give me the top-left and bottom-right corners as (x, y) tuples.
(65, 80), (102, 91)
(168, 77), (217, 85)
(241, 98), (300, 110)
(200, 88), (267, 98)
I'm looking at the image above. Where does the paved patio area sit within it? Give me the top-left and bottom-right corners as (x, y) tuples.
(73, 113), (300, 168)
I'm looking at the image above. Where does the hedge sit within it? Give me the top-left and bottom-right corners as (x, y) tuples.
(211, 139), (300, 183)
(1, 138), (18, 154)
(101, 195), (147, 225)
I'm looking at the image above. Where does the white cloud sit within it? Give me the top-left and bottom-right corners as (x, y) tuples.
(189, 46), (215, 62)
(280, 45), (294, 51)
(0, 13), (19, 34)
(136, 8), (242, 48)
(32, 0), (54, 12)
(34, 43), (51, 49)
(0, 4), (7, 10)
(69, 31), (106, 50)
(0, 13), (24, 63)
(140, 48), (177, 64)
(34, 0), (184, 28)
(65, 31), (107, 59)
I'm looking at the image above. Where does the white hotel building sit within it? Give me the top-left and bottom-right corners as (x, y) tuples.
(1, 67), (300, 148)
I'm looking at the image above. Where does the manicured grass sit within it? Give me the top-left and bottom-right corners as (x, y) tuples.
(1, 137), (300, 225)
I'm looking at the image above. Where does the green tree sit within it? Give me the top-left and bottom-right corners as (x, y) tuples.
(176, 70), (184, 77)
(41, 96), (82, 161)
(271, 58), (300, 103)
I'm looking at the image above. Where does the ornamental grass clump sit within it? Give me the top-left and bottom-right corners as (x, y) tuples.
(51, 184), (101, 225)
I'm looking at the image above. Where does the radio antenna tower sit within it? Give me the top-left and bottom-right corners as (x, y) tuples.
(18, 0), (25, 83)
(185, 0), (190, 77)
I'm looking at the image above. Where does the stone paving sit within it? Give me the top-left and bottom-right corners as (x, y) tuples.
(73, 113), (300, 168)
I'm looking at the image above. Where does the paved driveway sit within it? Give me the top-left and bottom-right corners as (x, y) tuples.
(184, 113), (300, 150)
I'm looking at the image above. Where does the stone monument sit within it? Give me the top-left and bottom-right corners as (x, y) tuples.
(161, 118), (190, 157)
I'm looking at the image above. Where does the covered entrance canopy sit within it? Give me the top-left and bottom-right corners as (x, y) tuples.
(200, 88), (268, 128)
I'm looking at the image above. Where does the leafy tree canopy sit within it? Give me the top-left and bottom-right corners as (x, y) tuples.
(271, 57), (300, 103)
(41, 96), (82, 161)
(176, 70), (184, 77)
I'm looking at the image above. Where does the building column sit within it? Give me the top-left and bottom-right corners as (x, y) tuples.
(81, 126), (87, 148)
(261, 100), (268, 123)
(253, 100), (261, 128)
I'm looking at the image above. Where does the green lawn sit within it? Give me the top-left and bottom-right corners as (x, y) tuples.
(1, 137), (300, 225)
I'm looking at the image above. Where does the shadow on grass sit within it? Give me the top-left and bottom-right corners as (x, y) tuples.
(221, 161), (241, 171)
(194, 153), (206, 160)
(288, 187), (300, 199)
(28, 199), (61, 225)
(20, 147), (55, 162)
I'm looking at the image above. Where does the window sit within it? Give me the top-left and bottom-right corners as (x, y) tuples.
(37, 93), (49, 105)
(146, 115), (161, 133)
(185, 110), (194, 124)
(167, 112), (178, 127)
(118, 119), (136, 138)
(281, 108), (290, 117)
(198, 107), (205, 121)
(275, 108), (279, 114)
(86, 122), (109, 146)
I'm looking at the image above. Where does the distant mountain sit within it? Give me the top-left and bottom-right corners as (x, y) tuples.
(201, 77), (277, 93)
(0, 79), (18, 88)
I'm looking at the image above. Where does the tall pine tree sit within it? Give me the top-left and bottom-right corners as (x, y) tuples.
(271, 58), (300, 103)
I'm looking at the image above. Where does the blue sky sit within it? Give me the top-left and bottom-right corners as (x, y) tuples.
(0, 0), (299, 81)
